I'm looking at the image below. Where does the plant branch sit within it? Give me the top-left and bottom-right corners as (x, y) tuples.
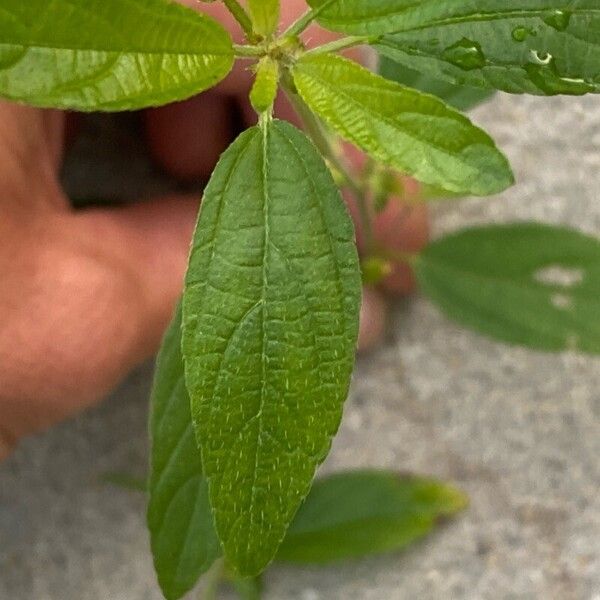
(282, 8), (316, 38)
(283, 80), (375, 253)
(222, 0), (255, 40)
(282, 0), (339, 38)
(305, 35), (380, 57)
(199, 558), (225, 600)
(233, 44), (264, 57)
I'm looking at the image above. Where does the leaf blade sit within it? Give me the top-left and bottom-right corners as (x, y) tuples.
(0, 0), (234, 111)
(182, 120), (361, 576)
(292, 54), (513, 196)
(248, 0), (280, 38)
(374, 1), (600, 95)
(277, 470), (467, 563)
(415, 223), (600, 353)
(378, 55), (496, 112)
(148, 305), (221, 600)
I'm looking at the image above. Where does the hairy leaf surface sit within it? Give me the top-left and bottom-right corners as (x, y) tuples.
(292, 54), (513, 196)
(415, 224), (600, 353)
(0, 0), (234, 110)
(148, 305), (220, 600)
(379, 55), (495, 111)
(182, 120), (361, 576)
(277, 470), (467, 563)
(248, 0), (280, 37)
(374, 1), (600, 95)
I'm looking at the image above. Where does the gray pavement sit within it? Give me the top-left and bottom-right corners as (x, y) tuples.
(1, 92), (599, 600)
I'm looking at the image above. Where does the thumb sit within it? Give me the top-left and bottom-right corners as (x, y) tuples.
(74, 196), (198, 360)
(0, 195), (198, 447)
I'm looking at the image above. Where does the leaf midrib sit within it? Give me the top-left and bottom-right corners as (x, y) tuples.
(0, 40), (231, 57)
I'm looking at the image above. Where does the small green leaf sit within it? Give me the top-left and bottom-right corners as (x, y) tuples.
(148, 305), (221, 600)
(415, 223), (600, 353)
(292, 54), (513, 196)
(277, 470), (467, 563)
(248, 0), (280, 38)
(379, 55), (496, 112)
(250, 57), (279, 114)
(0, 0), (234, 111)
(374, 1), (600, 95)
(182, 120), (361, 576)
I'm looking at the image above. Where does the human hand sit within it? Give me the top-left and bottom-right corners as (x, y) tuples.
(0, 0), (427, 459)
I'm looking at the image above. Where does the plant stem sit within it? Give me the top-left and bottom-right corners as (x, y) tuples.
(283, 81), (375, 253)
(233, 44), (264, 57)
(305, 35), (380, 57)
(282, 0), (338, 38)
(282, 8), (316, 38)
(222, 0), (255, 40)
(199, 558), (225, 600)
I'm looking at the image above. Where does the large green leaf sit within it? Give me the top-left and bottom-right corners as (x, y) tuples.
(415, 223), (600, 353)
(182, 119), (361, 576)
(148, 305), (221, 600)
(378, 55), (496, 112)
(277, 470), (467, 563)
(374, 1), (600, 95)
(0, 0), (234, 111)
(292, 54), (513, 196)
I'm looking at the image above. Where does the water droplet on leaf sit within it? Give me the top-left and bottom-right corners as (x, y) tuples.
(530, 50), (553, 65)
(442, 38), (486, 70)
(525, 58), (596, 95)
(512, 27), (532, 42)
(543, 9), (572, 31)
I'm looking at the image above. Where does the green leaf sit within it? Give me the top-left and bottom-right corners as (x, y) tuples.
(277, 470), (467, 563)
(415, 223), (600, 353)
(148, 305), (221, 600)
(0, 0), (234, 111)
(248, 0), (280, 38)
(292, 54), (513, 196)
(306, 0), (418, 34)
(250, 57), (279, 114)
(182, 119), (361, 576)
(378, 55), (496, 112)
(374, 1), (600, 95)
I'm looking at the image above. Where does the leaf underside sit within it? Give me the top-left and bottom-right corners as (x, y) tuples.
(309, 0), (600, 95)
(182, 119), (361, 576)
(378, 55), (496, 112)
(415, 223), (600, 353)
(0, 0), (234, 111)
(277, 470), (468, 563)
(148, 305), (221, 600)
(293, 53), (513, 196)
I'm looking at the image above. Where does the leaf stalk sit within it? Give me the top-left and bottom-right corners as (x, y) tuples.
(222, 0), (255, 41)
(283, 80), (376, 253)
(305, 35), (381, 57)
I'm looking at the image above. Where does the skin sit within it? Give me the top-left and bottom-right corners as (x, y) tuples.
(0, 0), (428, 460)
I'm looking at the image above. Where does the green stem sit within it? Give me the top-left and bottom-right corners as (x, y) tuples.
(305, 35), (380, 57)
(222, 0), (255, 40)
(282, 0), (339, 38)
(233, 44), (264, 57)
(282, 8), (316, 38)
(283, 80), (375, 252)
(199, 558), (225, 600)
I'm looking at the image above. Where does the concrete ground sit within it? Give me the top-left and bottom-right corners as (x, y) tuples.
(1, 92), (599, 600)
